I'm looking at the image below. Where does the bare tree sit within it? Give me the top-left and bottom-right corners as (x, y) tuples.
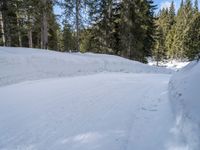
(0, 11), (5, 46)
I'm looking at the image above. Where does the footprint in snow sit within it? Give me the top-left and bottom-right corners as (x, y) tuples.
(141, 107), (158, 112)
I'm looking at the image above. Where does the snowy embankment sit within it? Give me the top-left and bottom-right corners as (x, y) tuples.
(169, 61), (200, 150)
(0, 47), (171, 86)
(0, 47), (175, 150)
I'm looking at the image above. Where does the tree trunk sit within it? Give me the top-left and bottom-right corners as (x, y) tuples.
(16, 13), (22, 47)
(28, 28), (33, 48)
(75, 0), (80, 52)
(1, 0), (11, 46)
(41, 25), (43, 48)
(0, 11), (5, 46)
(41, 0), (48, 49)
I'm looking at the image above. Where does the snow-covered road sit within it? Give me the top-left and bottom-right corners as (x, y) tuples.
(0, 73), (173, 150)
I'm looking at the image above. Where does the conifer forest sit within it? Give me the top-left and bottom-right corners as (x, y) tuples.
(0, 0), (200, 62)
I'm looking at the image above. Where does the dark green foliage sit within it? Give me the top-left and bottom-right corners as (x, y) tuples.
(62, 24), (75, 52)
(194, 0), (198, 12)
(2, 0), (199, 62)
(183, 13), (200, 60)
(153, 0), (200, 61)
(1, 0), (19, 46)
(86, 0), (156, 63)
(153, 22), (166, 63)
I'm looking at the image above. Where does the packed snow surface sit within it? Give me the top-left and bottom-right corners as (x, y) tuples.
(0, 47), (198, 150)
(0, 73), (173, 150)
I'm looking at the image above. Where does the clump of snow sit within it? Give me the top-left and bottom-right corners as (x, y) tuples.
(148, 58), (189, 71)
(168, 61), (200, 150)
(0, 47), (172, 86)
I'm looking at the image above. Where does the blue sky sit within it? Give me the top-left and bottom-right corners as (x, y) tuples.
(54, 0), (200, 15)
(54, 0), (200, 24)
(154, 0), (200, 11)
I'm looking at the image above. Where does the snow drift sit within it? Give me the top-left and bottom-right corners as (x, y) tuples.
(0, 47), (172, 86)
(169, 61), (200, 150)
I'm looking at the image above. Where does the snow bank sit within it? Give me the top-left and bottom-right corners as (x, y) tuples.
(168, 61), (200, 150)
(0, 47), (172, 86)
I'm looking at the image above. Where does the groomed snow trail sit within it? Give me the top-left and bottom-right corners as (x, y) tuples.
(0, 73), (173, 150)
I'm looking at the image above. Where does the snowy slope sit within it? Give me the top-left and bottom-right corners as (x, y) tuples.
(0, 47), (172, 86)
(169, 61), (200, 150)
(0, 47), (176, 150)
(0, 73), (173, 150)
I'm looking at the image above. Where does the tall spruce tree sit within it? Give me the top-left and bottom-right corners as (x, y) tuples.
(87, 0), (122, 54)
(63, 0), (88, 52)
(153, 25), (165, 65)
(194, 0), (199, 12)
(169, 1), (175, 26)
(184, 13), (200, 59)
(62, 23), (75, 52)
(120, 0), (156, 62)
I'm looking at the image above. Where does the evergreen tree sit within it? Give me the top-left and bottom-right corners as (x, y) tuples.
(120, 0), (156, 62)
(153, 8), (170, 60)
(153, 25), (165, 65)
(184, 13), (200, 59)
(165, 26), (176, 58)
(87, 0), (122, 54)
(1, 0), (19, 46)
(63, 0), (88, 52)
(62, 23), (75, 52)
(169, 1), (175, 26)
(167, 0), (193, 59)
(194, 0), (199, 12)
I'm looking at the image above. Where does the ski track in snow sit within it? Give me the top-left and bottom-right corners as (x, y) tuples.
(0, 73), (173, 150)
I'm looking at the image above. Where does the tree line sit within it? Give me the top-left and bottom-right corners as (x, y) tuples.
(0, 0), (200, 63)
(153, 0), (200, 62)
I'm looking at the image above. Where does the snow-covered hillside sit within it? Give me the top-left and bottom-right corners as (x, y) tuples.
(169, 61), (200, 150)
(0, 47), (171, 86)
(0, 47), (198, 150)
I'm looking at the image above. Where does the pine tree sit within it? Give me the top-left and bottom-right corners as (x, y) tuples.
(167, 0), (194, 59)
(169, 1), (175, 26)
(184, 13), (200, 59)
(165, 26), (176, 58)
(63, 0), (88, 52)
(153, 25), (165, 65)
(1, 0), (19, 46)
(62, 23), (75, 52)
(194, 0), (199, 12)
(48, 12), (60, 51)
(86, 0), (122, 54)
(120, 0), (156, 62)
(153, 8), (171, 60)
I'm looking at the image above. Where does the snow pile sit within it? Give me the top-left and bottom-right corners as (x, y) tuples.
(168, 61), (200, 150)
(0, 47), (172, 86)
